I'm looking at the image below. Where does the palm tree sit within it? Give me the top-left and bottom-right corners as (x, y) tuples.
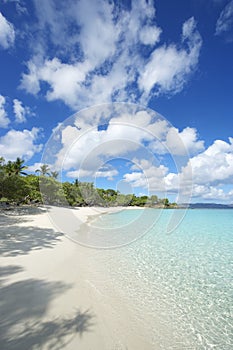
(35, 164), (50, 176)
(51, 171), (59, 179)
(5, 161), (14, 176)
(13, 157), (28, 176)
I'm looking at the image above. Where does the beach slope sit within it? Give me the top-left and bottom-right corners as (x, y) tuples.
(0, 206), (152, 350)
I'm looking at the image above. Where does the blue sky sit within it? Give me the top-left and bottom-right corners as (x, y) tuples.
(0, 0), (233, 203)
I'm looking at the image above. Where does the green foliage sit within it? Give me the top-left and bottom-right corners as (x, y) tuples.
(24, 175), (41, 202)
(35, 164), (50, 176)
(39, 176), (65, 205)
(13, 157), (28, 175)
(130, 194), (148, 206)
(1, 175), (29, 202)
(51, 171), (59, 179)
(62, 181), (85, 206)
(0, 158), (175, 208)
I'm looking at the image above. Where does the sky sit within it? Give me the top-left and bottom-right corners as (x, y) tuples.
(0, 0), (233, 203)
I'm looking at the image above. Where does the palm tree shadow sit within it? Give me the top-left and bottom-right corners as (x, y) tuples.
(1, 308), (94, 350)
(0, 271), (95, 350)
(0, 213), (33, 226)
(0, 210), (95, 349)
(0, 224), (63, 257)
(0, 206), (46, 217)
(0, 265), (24, 278)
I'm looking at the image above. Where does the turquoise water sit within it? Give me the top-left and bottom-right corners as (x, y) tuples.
(90, 209), (233, 349)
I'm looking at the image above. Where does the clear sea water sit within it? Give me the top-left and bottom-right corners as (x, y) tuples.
(88, 209), (233, 349)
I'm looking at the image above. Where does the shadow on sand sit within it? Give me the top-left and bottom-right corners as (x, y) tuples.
(0, 225), (63, 257)
(0, 206), (46, 216)
(0, 209), (63, 257)
(0, 209), (95, 348)
(0, 265), (95, 350)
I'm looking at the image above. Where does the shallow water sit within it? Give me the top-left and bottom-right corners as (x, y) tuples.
(89, 209), (233, 349)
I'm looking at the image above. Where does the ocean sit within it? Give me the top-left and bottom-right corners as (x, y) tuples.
(87, 209), (233, 349)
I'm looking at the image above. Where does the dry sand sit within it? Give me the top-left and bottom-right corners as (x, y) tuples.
(0, 206), (153, 350)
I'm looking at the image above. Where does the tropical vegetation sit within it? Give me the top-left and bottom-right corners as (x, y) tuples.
(0, 157), (176, 208)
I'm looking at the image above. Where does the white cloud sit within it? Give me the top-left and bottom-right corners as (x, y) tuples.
(0, 127), (43, 161)
(0, 94), (10, 128)
(26, 162), (43, 172)
(58, 123), (148, 172)
(215, 0), (233, 37)
(122, 139), (233, 202)
(139, 25), (162, 45)
(191, 184), (227, 200)
(95, 168), (118, 181)
(20, 2), (202, 109)
(40, 58), (91, 107)
(74, 0), (118, 67)
(13, 98), (32, 123)
(139, 17), (202, 98)
(165, 126), (204, 156)
(158, 137), (233, 201)
(42, 104), (233, 202)
(66, 169), (93, 179)
(0, 12), (15, 49)
(185, 138), (233, 186)
(20, 59), (41, 95)
(124, 158), (168, 191)
(149, 124), (204, 156)
(47, 105), (203, 196)
(117, 133), (233, 202)
(67, 167), (118, 180)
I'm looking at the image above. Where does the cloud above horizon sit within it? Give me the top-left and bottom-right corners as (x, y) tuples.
(20, 0), (202, 110)
(0, 127), (43, 161)
(123, 137), (233, 202)
(0, 0), (232, 203)
(0, 94), (10, 128)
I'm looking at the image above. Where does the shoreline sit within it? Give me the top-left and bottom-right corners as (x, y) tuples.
(0, 205), (153, 349)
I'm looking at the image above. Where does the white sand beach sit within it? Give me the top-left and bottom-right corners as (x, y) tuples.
(0, 206), (152, 350)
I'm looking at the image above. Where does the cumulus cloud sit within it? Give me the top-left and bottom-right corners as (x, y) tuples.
(57, 123), (148, 172)
(157, 137), (233, 201)
(0, 94), (10, 128)
(20, 59), (41, 95)
(184, 138), (233, 186)
(191, 184), (227, 200)
(139, 17), (202, 98)
(122, 137), (233, 202)
(0, 127), (43, 160)
(215, 0), (233, 39)
(13, 98), (33, 123)
(67, 167), (118, 180)
(45, 105), (203, 195)
(0, 12), (15, 49)
(96, 168), (118, 181)
(165, 126), (204, 156)
(162, 137), (233, 198)
(149, 124), (204, 156)
(124, 158), (168, 192)
(139, 25), (162, 45)
(20, 1), (202, 109)
(41, 104), (233, 202)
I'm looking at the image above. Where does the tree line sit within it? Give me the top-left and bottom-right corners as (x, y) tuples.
(0, 157), (176, 208)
